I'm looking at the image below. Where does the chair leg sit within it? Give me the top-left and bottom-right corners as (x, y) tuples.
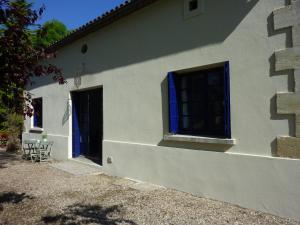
(30, 154), (35, 163)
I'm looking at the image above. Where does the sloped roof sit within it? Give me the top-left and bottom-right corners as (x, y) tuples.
(48, 0), (159, 51)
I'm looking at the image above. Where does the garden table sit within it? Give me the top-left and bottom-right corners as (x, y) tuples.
(23, 139), (53, 162)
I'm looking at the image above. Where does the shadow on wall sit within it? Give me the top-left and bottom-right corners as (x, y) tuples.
(267, 1), (294, 156)
(269, 95), (295, 156)
(62, 99), (71, 126)
(42, 203), (136, 225)
(31, 0), (259, 89)
(158, 140), (232, 152)
(161, 76), (169, 136)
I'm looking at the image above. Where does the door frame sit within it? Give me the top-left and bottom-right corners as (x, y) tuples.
(69, 85), (103, 163)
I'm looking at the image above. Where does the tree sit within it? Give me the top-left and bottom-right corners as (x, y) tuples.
(0, 0), (66, 150)
(0, 0), (66, 116)
(33, 19), (68, 48)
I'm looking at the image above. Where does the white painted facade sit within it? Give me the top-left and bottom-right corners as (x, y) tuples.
(23, 0), (300, 221)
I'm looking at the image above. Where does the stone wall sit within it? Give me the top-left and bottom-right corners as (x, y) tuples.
(274, 0), (300, 158)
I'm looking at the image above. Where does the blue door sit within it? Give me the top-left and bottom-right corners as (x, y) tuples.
(72, 93), (80, 158)
(72, 92), (89, 157)
(72, 89), (103, 165)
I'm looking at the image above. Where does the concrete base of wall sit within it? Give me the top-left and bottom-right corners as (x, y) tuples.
(103, 140), (300, 221)
(277, 136), (300, 159)
(21, 135), (300, 222)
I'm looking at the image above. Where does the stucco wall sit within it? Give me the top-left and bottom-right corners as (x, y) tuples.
(23, 0), (300, 221)
(103, 140), (300, 221)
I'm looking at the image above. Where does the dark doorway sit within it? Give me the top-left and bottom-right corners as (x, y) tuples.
(72, 88), (103, 165)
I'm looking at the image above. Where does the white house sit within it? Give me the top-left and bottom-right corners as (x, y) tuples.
(23, 0), (300, 221)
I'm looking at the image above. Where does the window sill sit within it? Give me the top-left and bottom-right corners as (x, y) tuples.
(163, 134), (236, 145)
(29, 127), (44, 133)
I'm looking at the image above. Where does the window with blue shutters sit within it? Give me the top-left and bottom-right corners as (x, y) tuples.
(33, 98), (43, 128)
(168, 62), (231, 138)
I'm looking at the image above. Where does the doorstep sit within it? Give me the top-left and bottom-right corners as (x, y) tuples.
(50, 159), (102, 176)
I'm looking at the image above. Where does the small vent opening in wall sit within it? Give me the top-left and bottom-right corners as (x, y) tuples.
(81, 44), (88, 54)
(184, 0), (204, 20)
(189, 0), (198, 11)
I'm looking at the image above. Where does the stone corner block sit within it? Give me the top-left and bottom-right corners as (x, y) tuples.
(277, 136), (300, 159)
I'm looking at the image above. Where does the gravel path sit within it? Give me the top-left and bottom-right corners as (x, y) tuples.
(0, 150), (299, 225)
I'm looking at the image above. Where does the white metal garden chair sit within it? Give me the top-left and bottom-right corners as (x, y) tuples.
(31, 140), (54, 162)
(22, 139), (39, 160)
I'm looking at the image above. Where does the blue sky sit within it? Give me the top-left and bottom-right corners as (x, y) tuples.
(32, 0), (126, 30)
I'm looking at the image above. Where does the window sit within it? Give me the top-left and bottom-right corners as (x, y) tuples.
(183, 0), (204, 19)
(33, 98), (43, 128)
(189, 0), (198, 11)
(168, 62), (231, 138)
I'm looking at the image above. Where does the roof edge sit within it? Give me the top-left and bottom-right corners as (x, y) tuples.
(47, 0), (159, 52)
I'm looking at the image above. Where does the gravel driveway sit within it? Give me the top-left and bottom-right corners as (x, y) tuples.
(0, 149), (299, 225)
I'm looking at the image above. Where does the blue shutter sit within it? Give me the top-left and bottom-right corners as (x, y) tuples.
(33, 99), (42, 128)
(33, 113), (38, 127)
(72, 96), (81, 158)
(33, 99), (37, 127)
(224, 61), (231, 138)
(168, 72), (179, 134)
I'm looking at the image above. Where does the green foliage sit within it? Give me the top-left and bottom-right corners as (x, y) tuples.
(0, 0), (66, 119)
(0, 0), (66, 151)
(2, 111), (24, 152)
(3, 112), (24, 136)
(0, 89), (9, 131)
(33, 19), (68, 47)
